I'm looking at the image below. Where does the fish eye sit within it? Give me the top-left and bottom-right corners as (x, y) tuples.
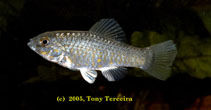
(42, 39), (48, 44)
(40, 37), (49, 46)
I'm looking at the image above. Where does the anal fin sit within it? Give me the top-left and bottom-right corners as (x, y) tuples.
(100, 67), (127, 81)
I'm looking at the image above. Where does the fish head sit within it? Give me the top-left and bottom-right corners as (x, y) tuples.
(27, 32), (64, 62)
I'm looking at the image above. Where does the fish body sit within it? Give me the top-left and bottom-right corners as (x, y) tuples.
(28, 19), (177, 84)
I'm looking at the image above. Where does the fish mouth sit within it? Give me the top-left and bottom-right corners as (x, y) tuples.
(27, 40), (36, 51)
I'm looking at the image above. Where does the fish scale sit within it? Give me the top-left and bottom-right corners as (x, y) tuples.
(28, 18), (177, 84)
(77, 33), (121, 67)
(62, 31), (138, 68)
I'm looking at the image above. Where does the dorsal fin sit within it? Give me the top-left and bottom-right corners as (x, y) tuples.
(89, 19), (126, 42)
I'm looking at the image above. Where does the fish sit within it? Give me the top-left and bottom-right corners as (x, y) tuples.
(27, 19), (177, 84)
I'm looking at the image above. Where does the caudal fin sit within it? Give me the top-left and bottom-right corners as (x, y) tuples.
(141, 40), (177, 80)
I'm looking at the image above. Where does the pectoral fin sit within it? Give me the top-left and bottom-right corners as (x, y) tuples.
(80, 69), (98, 84)
(100, 67), (127, 81)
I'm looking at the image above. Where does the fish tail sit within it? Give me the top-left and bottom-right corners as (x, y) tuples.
(140, 40), (177, 80)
